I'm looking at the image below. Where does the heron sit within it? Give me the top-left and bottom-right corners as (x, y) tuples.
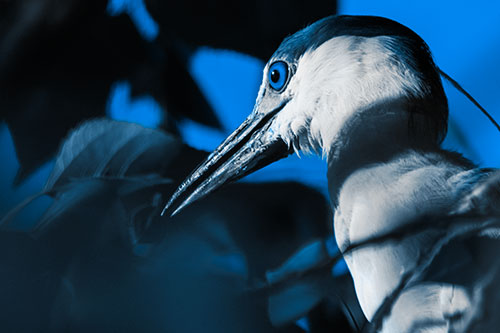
(164, 15), (500, 332)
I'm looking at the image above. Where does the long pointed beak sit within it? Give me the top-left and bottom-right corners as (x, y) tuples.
(163, 101), (291, 216)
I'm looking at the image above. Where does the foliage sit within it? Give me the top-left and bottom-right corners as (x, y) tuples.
(0, 119), (357, 332)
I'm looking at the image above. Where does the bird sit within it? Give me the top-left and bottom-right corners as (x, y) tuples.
(164, 15), (500, 332)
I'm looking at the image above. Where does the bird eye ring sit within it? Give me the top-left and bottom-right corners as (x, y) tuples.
(268, 61), (289, 91)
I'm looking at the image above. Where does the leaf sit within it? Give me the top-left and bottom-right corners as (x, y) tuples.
(144, 0), (337, 60)
(208, 252), (248, 279)
(34, 176), (172, 238)
(2, 117), (202, 236)
(0, 0), (337, 182)
(266, 239), (329, 285)
(1, 119), (180, 232)
(268, 276), (326, 327)
(35, 178), (113, 234)
(258, 237), (364, 331)
(44, 119), (180, 191)
(264, 239), (341, 327)
(1, 2), (153, 182)
(0, 1), (222, 182)
(268, 273), (364, 332)
(267, 267), (335, 327)
(0, 192), (46, 228)
(158, 46), (222, 129)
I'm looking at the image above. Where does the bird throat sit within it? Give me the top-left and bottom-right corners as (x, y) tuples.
(325, 105), (439, 208)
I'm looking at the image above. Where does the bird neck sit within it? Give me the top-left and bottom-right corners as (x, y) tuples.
(325, 105), (440, 207)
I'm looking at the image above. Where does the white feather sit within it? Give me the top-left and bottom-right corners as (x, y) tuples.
(269, 36), (425, 158)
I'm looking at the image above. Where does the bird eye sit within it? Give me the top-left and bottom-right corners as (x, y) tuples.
(268, 61), (289, 91)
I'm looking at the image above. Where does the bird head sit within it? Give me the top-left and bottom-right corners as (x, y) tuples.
(164, 15), (448, 215)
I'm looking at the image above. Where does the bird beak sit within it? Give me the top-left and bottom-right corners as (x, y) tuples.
(163, 100), (292, 216)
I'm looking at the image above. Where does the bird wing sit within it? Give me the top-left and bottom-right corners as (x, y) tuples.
(382, 169), (500, 333)
(363, 169), (500, 333)
(452, 169), (500, 218)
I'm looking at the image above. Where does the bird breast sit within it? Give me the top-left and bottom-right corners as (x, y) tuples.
(332, 151), (473, 321)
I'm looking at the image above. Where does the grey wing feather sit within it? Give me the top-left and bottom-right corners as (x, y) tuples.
(453, 169), (500, 217)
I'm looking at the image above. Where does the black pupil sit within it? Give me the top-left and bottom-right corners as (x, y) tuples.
(271, 69), (280, 83)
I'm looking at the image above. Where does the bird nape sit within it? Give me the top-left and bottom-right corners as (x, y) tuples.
(164, 15), (500, 333)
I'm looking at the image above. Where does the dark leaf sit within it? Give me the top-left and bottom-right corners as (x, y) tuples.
(1, 0), (337, 181)
(33, 177), (173, 250)
(263, 239), (363, 331)
(44, 119), (178, 191)
(1, 1), (151, 181)
(0, 192), (45, 228)
(1, 119), (183, 234)
(130, 44), (222, 130)
(144, 0), (337, 60)
(193, 182), (332, 281)
(266, 239), (330, 285)
(23, 178), (328, 331)
(0, 229), (64, 331)
(0, 0), (219, 181)
(268, 269), (334, 327)
(1, 114), (337, 331)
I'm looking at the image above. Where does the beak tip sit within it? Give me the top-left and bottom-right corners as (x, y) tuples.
(170, 206), (183, 217)
(161, 194), (190, 218)
(161, 195), (177, 217)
